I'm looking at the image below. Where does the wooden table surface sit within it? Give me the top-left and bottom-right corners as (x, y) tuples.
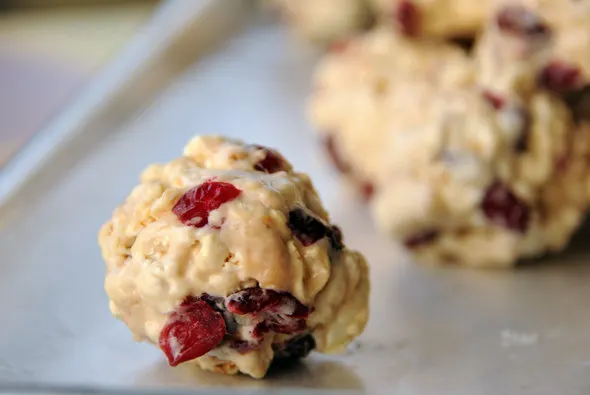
(0, 3), (155, 166)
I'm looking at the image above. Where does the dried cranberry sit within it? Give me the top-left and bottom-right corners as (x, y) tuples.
(159, 298), (226, 366)
(323, 134), (351, 174)
(273, 334), (316, 360)
(323, 136), (375, 202)
(288, 208), (331, 247)
(360, 181), (375, 201)
(252, 146), (287, 174)
(555, 154), (570, 173)
(269, 317), (306, 334)
(200, 293), (238, 334)
(329, 40), (349, 53)
(229, 339), (261, 354)
(539, 61), (584, 93)
(251, 321), (270, 339)
(225, 287), (281, 315)
(290, 300), (311, 319)
(329, 225), (344, 251)
(172, 181), (241, 228)
(395, 0), (419, 37)
(482, 90), (506, 110)
(221, 288), (312, 351)
(481, 181), (530, 233)
(199, 293), (223, 306)
(496, 6), (549, 38)
(225, 287), (309, 318)
(404, 230), (440, 249)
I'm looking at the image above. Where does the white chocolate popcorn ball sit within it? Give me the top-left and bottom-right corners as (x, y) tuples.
(99, 136), (369, 378)
(309, 8), (590, 267)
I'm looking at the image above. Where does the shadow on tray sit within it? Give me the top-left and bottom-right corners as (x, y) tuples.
(518, 214), (590, 269)
(134, 357), (363, 391)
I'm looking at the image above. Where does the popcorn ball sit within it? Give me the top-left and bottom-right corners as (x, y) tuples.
(309, 6), (590, 267)
(267, 0), (372, 42)
(99, 136), (369, 378)
(268, 0), (493, 43)
(370, 0), (492, 39)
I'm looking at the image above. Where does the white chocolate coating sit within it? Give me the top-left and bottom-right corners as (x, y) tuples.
(511, 0), (590, 79)
(370, 0), (492, 38)
(310, 27), (474, 183)
(309, 17), (590, 267)
(267, 0), (372, 42)
(99, 136), (369, 378)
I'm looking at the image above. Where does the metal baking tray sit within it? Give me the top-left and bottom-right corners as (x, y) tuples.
(1, 0), (589, 394)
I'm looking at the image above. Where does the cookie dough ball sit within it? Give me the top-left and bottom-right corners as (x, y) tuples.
(98, 136), (369, 378)
(370, 0), (492, 39)
(267, 0), (372, 43)
(309, 27), (473, 197)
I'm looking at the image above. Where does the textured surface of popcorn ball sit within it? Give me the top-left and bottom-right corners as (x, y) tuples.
(268, 0), (493, 42)
(513, 0), (590, 81)
(98, 136), (369, 378)
(309, 9), (590, 267)
(310, 27), (474, 196)
(267, 0), (372, 42)
(370, 0), (492, 39)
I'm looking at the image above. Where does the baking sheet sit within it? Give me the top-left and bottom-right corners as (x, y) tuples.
(1, 1), (590, 394)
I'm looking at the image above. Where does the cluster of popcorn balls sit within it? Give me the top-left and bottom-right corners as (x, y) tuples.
(99, 0), (590, 379)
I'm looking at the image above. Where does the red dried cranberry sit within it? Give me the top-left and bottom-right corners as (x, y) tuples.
(323, 136), (375, 201)
(229, 339), (262, 354)
(273, 334), (316, 360)
(269, 317), (306, 334)
(172, 181), (241, 228)
(360, 181), (375, 201)
(251, 321), (270, 339)
(290, 300), (311, 319)
(323, 134), (351, 174)
(199, 293), (238, 334)
(555, 154), (570, 173)
(252, 146), (287, 174)
(249, 316), (306, 340)
(159, 298), (226, 366)
(481, 181), (530, 233)
(225, 287), (281, 315)
(199, 293), (223, 306)
(404, 230), (440, 249)
(225, 287), (309, 318)
(482, 90), (506, 110)
(496, 6), (549, 38)
(539, 61), (584, 93)
(288, 208), (330, 247)
(224, 288), (310, 348)
(329, 40), (349, 54)
(395, 0), (419, 37)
